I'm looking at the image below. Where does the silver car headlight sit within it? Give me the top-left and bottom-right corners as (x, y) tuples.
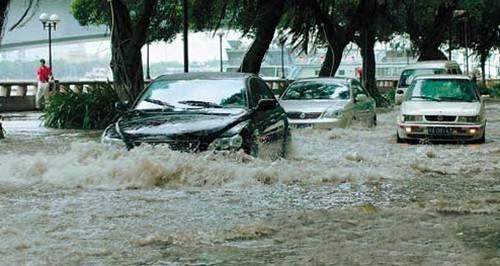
(458, 116), (481, 123)
(208, 134), (243, 151)
(322, 109), (343, 119)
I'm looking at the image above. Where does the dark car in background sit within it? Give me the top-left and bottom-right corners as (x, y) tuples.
(102, 73), (290, 158)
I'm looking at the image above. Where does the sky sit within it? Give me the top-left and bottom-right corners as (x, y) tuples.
(0, 31), (249, 64)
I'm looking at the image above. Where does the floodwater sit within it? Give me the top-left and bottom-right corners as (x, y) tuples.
(0, 103), (499, 265)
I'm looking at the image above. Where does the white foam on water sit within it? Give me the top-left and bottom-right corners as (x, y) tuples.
(0, 102), (499, 191)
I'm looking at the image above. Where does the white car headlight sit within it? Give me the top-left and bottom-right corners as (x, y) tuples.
(458, 116), (481, 123)
(208, 134), (243, 151)
(403, 115), (423, 122)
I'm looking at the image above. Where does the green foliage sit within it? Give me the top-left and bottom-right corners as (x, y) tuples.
(488, 84), (500, 98)
(42, 83), (120, 129)
(383, 88), (396, 105)
(71, 0), (182, 43)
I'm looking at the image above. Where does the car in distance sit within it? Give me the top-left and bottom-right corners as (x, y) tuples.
(397, 75), (486, 144)
(279, 77), (377, 129)
(102, 73), (290, 158)
(395, 61), (462, 105)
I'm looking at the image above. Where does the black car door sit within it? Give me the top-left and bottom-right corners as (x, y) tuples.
(249, 77), (288, 157)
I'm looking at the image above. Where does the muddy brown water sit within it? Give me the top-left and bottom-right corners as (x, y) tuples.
(0, 104), (499, 265)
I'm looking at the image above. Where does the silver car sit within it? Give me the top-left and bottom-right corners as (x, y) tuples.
(279, 78), (377, 129)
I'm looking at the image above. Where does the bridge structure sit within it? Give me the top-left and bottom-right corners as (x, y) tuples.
(1, 0), (108, 51)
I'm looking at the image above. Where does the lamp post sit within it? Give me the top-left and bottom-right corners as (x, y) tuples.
(146, 41), (151, 80)
(182, 0), (189, 73)
(39, 13), (60, 72)
(217, 32), (224, 72)
(278, 30), (286, 79)
(464, 16), (469, 75)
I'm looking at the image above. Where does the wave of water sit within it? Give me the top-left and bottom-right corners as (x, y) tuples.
(1, 103), (499, 191)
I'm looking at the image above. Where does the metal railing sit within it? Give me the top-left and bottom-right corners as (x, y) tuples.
(1, 78), (498, 111)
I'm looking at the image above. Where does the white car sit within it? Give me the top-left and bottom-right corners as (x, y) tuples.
(280, 77), (377, 129)
(397, 75), (486, 143)
(395, 61), (462, 105)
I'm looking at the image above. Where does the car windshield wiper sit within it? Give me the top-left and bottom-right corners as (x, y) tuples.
(178, 100), (223, 108)
(439, 96), (474, 102)
(144, 98), (175, 109)
(410, 96), (442, 102)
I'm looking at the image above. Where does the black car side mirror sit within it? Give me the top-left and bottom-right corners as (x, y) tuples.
(256, 99), (277, 112)
(114, 101), (130, 113)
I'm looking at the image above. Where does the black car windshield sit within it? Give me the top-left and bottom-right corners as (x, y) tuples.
(135, 79), (247, 110)
(282, 81), (350, 100)
(399, 68), (446, 88)
(405, 79), (479, 102)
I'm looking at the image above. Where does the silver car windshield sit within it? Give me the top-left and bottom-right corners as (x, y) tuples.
(405, 79), (479, 102)
(282, 81), (350, 100)
(135, 79), (247, 110)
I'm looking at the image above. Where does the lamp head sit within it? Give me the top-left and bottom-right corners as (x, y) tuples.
(39, 13), (49, 23)
(49, 14), (61, 24)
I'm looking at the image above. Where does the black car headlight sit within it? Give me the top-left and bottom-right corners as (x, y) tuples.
(101, 125), (126, 148)
(458, 116), (481, 123)
(208, 134), (244, 151)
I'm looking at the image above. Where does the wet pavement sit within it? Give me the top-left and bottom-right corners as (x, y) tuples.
(0, 104), (499, 265)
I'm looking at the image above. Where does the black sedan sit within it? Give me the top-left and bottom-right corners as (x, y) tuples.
(102, 73), (291, 158)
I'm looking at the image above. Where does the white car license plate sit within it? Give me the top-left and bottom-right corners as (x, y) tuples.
(428, 127), (452, 135)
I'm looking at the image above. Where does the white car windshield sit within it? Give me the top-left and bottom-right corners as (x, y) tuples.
(282, 81), (350, 100)
(135, 79), (247, 110)
(405, 79), (480, 102)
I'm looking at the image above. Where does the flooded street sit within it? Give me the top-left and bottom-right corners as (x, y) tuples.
(1, 103), (499, 265)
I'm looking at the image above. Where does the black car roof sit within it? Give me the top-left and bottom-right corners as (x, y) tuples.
(155, 72), (255, 81)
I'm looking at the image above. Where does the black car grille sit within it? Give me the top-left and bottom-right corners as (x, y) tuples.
(133, 140), (201, 152)
(425, 116), (457, 122)
(287, 112), (323, 120)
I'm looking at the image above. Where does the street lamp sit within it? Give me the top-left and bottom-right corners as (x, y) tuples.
(39, 13), (60, 72)
(278, 30), (286, 79)
(182, 0), (189, 73)
(146, 41), (151, 80)
(217, 32), (224, 72)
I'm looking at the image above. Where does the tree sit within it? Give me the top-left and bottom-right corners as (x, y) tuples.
(354, 0), (401, 107)
(306, 0), (363, 77)
(71, 0), (181, 102)
(400, 0), (458, 61)
(460, 0), (500, 85)
(192, 0), (288, 75)
(0, 1), (9, 42)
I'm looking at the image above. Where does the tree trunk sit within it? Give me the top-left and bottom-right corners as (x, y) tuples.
(318, 44), (345, 77)
(480, 52), (488, 87)
(109, 0), (157, 102)
(0, 0), (10, 44)
(358, 27), (390, 107)
(239, 0), (285, 74)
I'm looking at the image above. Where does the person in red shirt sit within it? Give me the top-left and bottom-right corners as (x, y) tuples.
(36, 59), (53, 109)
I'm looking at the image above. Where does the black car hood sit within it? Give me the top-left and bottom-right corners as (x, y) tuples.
(116, 109), (248, 141)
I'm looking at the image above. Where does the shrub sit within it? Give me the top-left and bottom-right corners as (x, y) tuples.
(382, 88), (396, 105)
(42, 83), (120, 129)
(489, 84), (500, 98)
